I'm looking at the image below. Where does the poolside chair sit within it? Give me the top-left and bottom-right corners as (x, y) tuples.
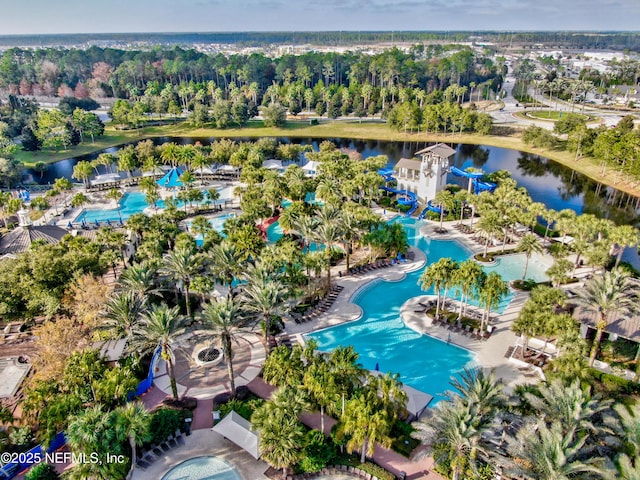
(174, 430), (185, 446)
(136, 458), (151, 469)
(464, 325), (472, 335)
(150, 443), (163, 456)
(472, 328), (480, 339)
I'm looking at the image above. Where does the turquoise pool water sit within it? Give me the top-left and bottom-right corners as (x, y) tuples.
(484, 252), (550, 283)
(308, 217), (525, 404)
(161, 456), (241, 480)
(192, 213), (237, 245)
(74, 187), (233, 224)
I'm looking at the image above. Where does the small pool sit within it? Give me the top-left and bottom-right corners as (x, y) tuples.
(161, 456), (241, 480)
(484, 252), (550, 283)
(266, 220), (324, 251)
(192, 213), (237, 245)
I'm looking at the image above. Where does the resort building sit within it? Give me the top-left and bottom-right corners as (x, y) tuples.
(393, 143), (456, 203)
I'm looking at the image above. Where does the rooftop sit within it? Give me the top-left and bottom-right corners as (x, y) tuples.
(0, 357), (31, 398)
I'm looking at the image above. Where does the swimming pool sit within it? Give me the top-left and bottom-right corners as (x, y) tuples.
(484, 252), (550, 283)
(161, 456), (241, 480)
(74, 187), (233, 224)
(192, 213), (237, 245)
(308, 217), (526, 404)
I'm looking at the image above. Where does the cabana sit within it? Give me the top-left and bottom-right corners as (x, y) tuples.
(211, 411), (260, 459)
(157, 167), (184, 188)
(301, 160), (321, 177)
(262, 159), (284, 172)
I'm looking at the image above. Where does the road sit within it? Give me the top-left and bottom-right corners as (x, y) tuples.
(489, 73), (627, 130)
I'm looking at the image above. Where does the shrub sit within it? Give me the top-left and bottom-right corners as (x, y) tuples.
(298, 430), (337, 473)
(358, 462), (395, 480)
(587, 369), (640, 398)
(25, 463), (60, 480)
(219, 397), (264, 421)
(391, 420), (419, 456)
(148, 408), (190, 444)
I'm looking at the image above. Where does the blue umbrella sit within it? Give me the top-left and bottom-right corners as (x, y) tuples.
(67, 221), (73, 229)
(106, 219), (112, 226)
(94, 219), (100, 227)
(81, 219), (87, 228)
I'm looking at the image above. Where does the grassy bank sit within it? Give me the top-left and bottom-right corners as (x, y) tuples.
(15, 119), (640, 198)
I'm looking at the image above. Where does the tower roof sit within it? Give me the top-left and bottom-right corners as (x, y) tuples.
(415, 143), (457, 159)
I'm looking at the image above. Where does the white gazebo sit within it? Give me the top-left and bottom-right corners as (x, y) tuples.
(211, 411), (260, 459)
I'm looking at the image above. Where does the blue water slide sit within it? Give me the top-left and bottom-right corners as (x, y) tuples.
(450, 166), (484, 179)
(405, 202), (419, 217)
(378, 167), (395, 183)
(417, 200), (445, 219)
(380, 186), (418, 216)
(472, 179), (497, 193)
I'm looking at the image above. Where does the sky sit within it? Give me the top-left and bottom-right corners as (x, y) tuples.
(1, 0), (639, 34)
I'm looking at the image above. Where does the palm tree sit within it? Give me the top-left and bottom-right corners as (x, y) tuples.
(453, 260), (485, 319)
(252, 387), (307, 479)
(519, 233), (543, 280)
(101, 290), (147, 342)
(130, 304), (187, 400)
(117, 262), (160, 299)
(419, 258), (457, 317)
(412, 397), (489, 480)
(72, 160), (93, 189)
(478, 272), (508, 332)
(506, 422), (606, 480)
(476, 210), (502, 256)
(329, 346), (364, 418)
(159, 246), (203, 318)
(105, 188), (124, 223)
(573, 268), (639, 367)
(113, 402), (150, 480)
(313, 221), (342, 287)
(240, 266), (289, 347)
(525, 378), (612, 437)
(448, 368), (506, 421)
(200, 299), (248, 396)
(206, 242), (241, 296)
(434, 189), (455, 230)
(339, 210), (362, 274)
(338, 393), (392, 463)
(303, 360), (338, 433)
(610, 225), (640, 268)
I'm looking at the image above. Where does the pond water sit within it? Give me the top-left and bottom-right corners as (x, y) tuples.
(25, 137), (640, 264)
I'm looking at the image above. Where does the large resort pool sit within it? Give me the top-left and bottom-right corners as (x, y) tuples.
(307, 217), (549, 404)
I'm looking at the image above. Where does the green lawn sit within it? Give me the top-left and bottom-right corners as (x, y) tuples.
(523, 110), (592, 122)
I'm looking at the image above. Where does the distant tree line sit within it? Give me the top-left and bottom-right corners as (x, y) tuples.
(0, 31), (638, 50)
